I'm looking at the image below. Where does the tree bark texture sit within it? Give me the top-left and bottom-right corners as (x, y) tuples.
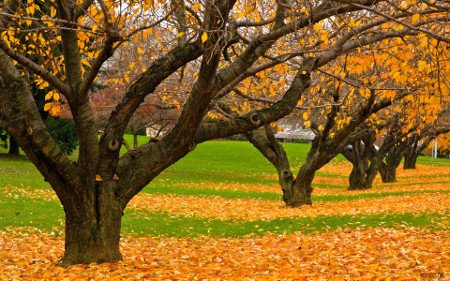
(342, 135), (379, 190)
(244, 125), (318, 206)
(402, 134), (419, 170)
(403, 152), (418, 169)
(61, 181), (123, 266)
(379, 146), (404, 183)
(245, 126), (294, 202)
(285, 165), (315, 206)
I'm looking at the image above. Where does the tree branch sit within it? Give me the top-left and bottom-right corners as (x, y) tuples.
(0, 40), (70, 96)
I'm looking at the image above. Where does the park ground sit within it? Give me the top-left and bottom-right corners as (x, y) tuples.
(0, 138), (449, 280)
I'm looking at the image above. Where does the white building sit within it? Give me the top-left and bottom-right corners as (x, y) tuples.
(274, 125), (316, 142)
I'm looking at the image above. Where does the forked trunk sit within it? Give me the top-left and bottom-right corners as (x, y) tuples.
(348, 166), (370, 190)
(379, 144), (404, 183)
(380, 165), (396, 183)
(60, 182), (124, 267)
(348, 159), (378, 190)
(284, 166), (314, 206)
(402, 134), (419, 170)
(379, 159), (397, 183)
(403, 153), (418, 169)
(243, 126), (296, 205)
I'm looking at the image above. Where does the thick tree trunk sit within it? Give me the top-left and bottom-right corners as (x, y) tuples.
(347, 154), (379, 190)
(379, 162), (396, 182)
(284, 165), (315, 206)
(378, 140), (405, 183)
(8, 136), (19, 155)
(348, 165), (378, 190)
(403, 153), (418, 169)
(379, 155), (398, 183)
(341, 135), (379, 190)
(244, 126), (295, 204)
(348, 164), (370, 190)
(60, 183), (124, 267)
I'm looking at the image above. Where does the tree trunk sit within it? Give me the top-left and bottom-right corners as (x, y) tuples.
(60, 183), (124, 267)
(379, 162), (396, 182)
(341, 135), (379, 191)
(379, 142), (405, 183)
(348, 164), (370, 190)
(244, 126), (295, 204)
(347, 152), (379, 190)
(8, 136), (19, 155)
(284, 165), (315, 206)
(348, 165), (379, 190)
(379, 155), (398, 183)
(403, 152), (418, 169)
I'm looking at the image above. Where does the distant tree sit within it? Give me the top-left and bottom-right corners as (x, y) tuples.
(403, 128), (450, 169)
(341, 130), (379, 190)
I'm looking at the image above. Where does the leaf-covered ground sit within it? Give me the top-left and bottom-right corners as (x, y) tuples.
(4, 184), (449, 221)
(1, 141), (450, 279)
(1, 227), (449, 280)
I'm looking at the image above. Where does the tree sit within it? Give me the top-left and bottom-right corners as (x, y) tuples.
(0, 0), (449, 266)
(341, 130), (379, 190)
(377, 125), (408, 182)
(222, 4), (450, 200)
(403, 128), (450, 169)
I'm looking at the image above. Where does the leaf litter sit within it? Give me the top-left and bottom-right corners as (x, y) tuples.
(0, 227), (449, 280)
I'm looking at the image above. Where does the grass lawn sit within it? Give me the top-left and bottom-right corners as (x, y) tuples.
(1, 137), (449, 234)
(1, 137), (449, 279)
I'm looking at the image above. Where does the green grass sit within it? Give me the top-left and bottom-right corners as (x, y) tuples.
(123, 210), (450, 237)
(0, 195), (64, 231)
(1, 190), (448, 238)
(415, 154), (450, 166)
(142, 181), (450, 202)
(1, 137), (450, 237)
(1, 192), (448, 237)
(0, 155), (51, 189)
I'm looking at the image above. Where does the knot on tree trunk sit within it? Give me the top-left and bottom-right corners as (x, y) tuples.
(282, 170), (292, 179)
(107, 139), (121, 152)
(250, 113), (261, 126)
